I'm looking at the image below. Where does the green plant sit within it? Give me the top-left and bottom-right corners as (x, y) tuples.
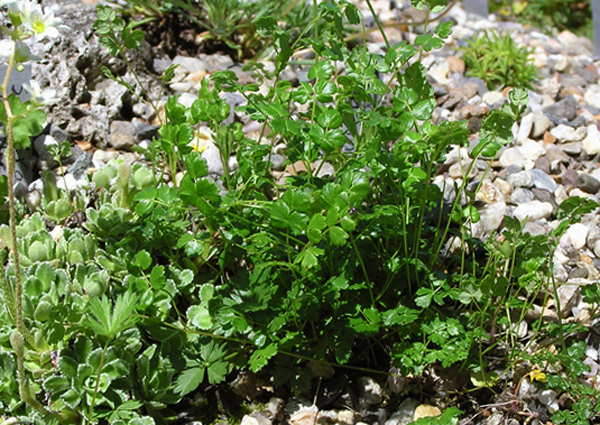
(490, 0), (592, 40)
(2, 0), (600, 423)
(103, 0), (313, 59)
(459, 30), (538, 90)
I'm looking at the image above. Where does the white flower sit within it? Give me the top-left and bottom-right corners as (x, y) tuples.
(23, 80), (59, 105)
(2, 0), (41, 24)
(23, 6), (64, 40)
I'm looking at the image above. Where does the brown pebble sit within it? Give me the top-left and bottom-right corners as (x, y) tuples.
(76, 140), (92, 151)
(184, 69), (208, 83)
(286, 160), (312, 175)
(455, 105), (487, 120)
(543, 131), (557, 145)
(562, 168), (580, 188)
(446, 55), (465, 73)
(534, 156), (551, 174)
(559, 86), (584, 98)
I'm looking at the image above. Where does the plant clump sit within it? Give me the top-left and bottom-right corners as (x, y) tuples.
(459, 30), (539, 90)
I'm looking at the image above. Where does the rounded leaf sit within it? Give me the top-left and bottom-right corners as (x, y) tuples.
(188, 305), (213, 330)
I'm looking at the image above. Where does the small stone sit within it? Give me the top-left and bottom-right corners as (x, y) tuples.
(584, 84), (600, 109)
(170, 81), (196, 93)
(534, 156), (551, 174)
(92, 149), (119, 169)
(486, 412), (505, 425)
(582, 124), (600, 155)
(568, 267), (588, 280)
(25, 188), (42, 210)
(517, 113), (534, 143)
(336, 410), (357, 425)
(531, 169), (557, 192)
(556, 283), (581, 317)
(523, 220), (549, 236)
(570, 188), (599, 201)
(359, 376), (383, 405)
(578, 174), (600, 193)
(385, 398), (420, 425)
(449, 160), (477, 179)
(197, 53), (235, 72)
(68, 153), (93, 180)
(560, 85), (584, 98)
(561, 142), (583, 155)
(427, 62), (450, 85)
(507, 170), (535, 188)
(153, 58), (172, 74)
(513, 201), (553, 222)
(48, 123), (70, 144)
(473, 182), (506, 237)
(499, 147), (525, 168)
(56, 173), (82, 193)
(565, 223), (589, 250)
(135, 122), (159, 142)
(482, 90), (505, 106)
(413, 405), (442, 421)
(544, 131), (557, 145)
(549, 54), (569, 72)
(289, 406), (319, 425)
(520, 140), (545, 165)
(446, 55), (465, 73)
(510, 188), (535, 204)
(172, 55), (205, 73)
(543, 95), (577, 121)
(544, 144), (570, 164)
(177, 92), (197, 108)
(240, 412), (271, 425)
(185, 69), (208, 83)
(466, 76), (488, 96)
(494, 178), (513, 200)
(518, 376), (539, 399)
(363, 408), (387, 424)
(513, 320), (528, 339)
(532, 188), (557, 210)
(266, 397), (285, 419)
(109, 121), (137, 150)
(452, 82), (479, 101)
(270, 154), (286, 171)
(551, 124), (587, 143)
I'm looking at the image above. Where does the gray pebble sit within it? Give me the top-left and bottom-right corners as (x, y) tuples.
(507, 170), (535, 188)
(578, 174), (600, 193)
(109, 120), (138, 150)
(531, 169), (557, 192)
(510, 188), (535, 204)
(543, 95), (578, 121)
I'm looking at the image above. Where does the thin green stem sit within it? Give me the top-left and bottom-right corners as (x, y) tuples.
(365, 0), (390, 50)
(3, 55), (50, 417)
(350, 234), (375, 308)
(88, 340), (110, 423)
